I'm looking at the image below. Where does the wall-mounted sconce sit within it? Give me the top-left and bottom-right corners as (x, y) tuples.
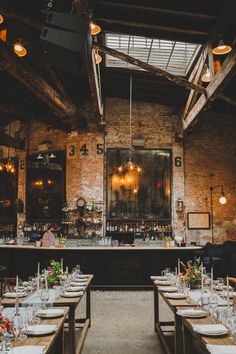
(176, 198), (184, 212)
(210, 184), (227, 243)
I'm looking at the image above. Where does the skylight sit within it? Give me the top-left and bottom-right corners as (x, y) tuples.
(105, 33), (201, 77)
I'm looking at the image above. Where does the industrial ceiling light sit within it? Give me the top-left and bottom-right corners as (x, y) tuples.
(14, 43), (27, 57)
(201, 64), (211, 83)
(114, 76), (142, 194)
(36, 153), (43, 160)
(49, 152), (56, 159)
(90, 21), (101, 36)
(210, 184), (227, 243)
(0, 29), (7, 42)
(0, 14), (4, 24)
(95, 51), (102, 64)
(212, 39), (232, 55)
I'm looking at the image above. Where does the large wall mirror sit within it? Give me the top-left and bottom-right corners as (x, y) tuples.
(26, 151), (65, 221)
(107, 148), (171, 220)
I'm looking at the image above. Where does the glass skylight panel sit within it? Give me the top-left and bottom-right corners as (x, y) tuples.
(105, 33), (201, 76)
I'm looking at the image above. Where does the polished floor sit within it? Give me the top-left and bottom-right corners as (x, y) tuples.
(82, 291), (171, 354)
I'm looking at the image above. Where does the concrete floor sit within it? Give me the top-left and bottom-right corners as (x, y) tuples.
(82, 291), (172, 354)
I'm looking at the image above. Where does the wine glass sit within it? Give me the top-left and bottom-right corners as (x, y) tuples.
(208, 294), (218, 322)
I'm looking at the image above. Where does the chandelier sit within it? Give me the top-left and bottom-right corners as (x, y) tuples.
(0, 122), (15, 174)
(113, 76), (142, 194)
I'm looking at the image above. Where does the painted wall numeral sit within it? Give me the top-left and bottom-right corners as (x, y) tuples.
(175, 156), (182, 167)
(19, 160), (25, 170)
(68, 145), (75, 156)
(80, 143), (89, 156)
(96, 143), (104, 155)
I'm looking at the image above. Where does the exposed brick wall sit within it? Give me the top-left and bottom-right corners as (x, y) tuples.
(184, 112), (236, 244)
(8, 99), (236, 245)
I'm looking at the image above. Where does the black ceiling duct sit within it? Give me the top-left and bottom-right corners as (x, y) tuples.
(40, 12), (91, 76)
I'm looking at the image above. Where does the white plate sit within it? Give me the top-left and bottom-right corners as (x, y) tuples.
(38, 309), (65, 318)
(154, 280), (171, 285)
(177, 309), (207, 318)
(165, 293), (187, 299)
(60, 291), (83, 298)
(151, 276), (168, 281)
(12, 346), (45, 354)
(159, 287), (178, 292)
(27, 325), (57, 336)
(3, 292), (28, 298)
(195, 329), (228, 336)
(222, 291), (236, 298)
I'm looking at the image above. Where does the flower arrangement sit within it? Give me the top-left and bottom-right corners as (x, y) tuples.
(179, 259), (201, 287)
(0, 313), (13, 337)
(47, 260), (64, 287)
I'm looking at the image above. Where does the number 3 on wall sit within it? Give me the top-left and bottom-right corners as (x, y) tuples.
(175, 157), (182, 167)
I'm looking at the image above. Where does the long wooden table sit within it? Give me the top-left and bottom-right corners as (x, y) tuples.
(1, 275), (93, 354)
(3, 306), (69, 354)
(182, 311), (234, 354)
(153, 280), (198, 354)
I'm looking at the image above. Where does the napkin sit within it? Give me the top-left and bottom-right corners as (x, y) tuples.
(61, 291), (83, 297)
(192, 324), (227, 335)
(206, 345), (236, 354)
(67, 286), (84, 292)
(150, 276), (167, 281)
(3, 292), (27, 298)
(12, 346), (45, 354)
(177, 308), (207, 317)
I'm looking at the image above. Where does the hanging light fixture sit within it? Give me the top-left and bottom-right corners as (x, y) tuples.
(95, 51), (102, 64)
(212, 39), (232, 55)
(90, 21), (101, 36)
(0, 14), (4, 24)
(36, 153), (43, 160)
(14, 42), (27, 57)
(201, 64), (211, 83)
(115, 76), (142, 193)
(0, 28), (7, 42)
(49, 152), (56, 159)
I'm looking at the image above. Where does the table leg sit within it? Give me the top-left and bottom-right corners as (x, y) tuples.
(154, 285), (159, 331)
(174, 312), (183, 354)
(55, 324), (64, 354)
(182, 321), (192, 354)
(68, 305), (76, 354)
(86, 283), (91, 327)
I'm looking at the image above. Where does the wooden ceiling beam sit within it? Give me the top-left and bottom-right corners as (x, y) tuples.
(217, 92), (236, 108)
(0, 8), (42, 30)
(184, 47), (236, 131)
(97, 18), (208, 38)
(93, 43), (206, 93)
(0, 132), (25, 150)
(0, 46), (76, 123)
(0, 106), (71, 132)
(97, 1), (217, 20)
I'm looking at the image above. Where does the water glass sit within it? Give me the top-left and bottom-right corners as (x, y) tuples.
(208, 294), (218, 322)
(40, 289), (49, 309)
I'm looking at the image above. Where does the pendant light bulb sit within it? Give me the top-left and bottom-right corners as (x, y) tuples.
(14, 43), (27, 57)
(212, 39), (232, 55)
(0, 15), (4, 24)
(95, 51), (102, 64)
(202, 65), (211, 83)
(219, 191), (227, 205)
(90, 21), (101, 36)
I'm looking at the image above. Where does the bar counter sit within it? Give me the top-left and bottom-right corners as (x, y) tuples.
(0, 244), (202, 289)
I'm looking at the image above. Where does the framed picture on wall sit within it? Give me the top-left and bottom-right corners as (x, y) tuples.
(187, 212), (210, 230)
